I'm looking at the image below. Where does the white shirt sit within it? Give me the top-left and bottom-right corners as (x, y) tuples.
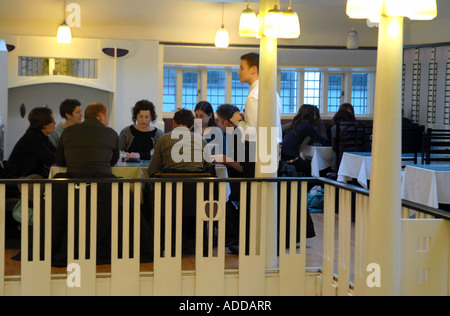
(237, 80), (283, 143)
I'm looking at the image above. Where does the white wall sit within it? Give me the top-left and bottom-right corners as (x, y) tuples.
(0, 35), (161, 158)
(0, 39), (7, 159)
(163, 45), (378, 68)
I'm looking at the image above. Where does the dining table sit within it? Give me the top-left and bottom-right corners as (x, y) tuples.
(302, 145), (335, 178)
(401, 164), (450, 208)
(49, 161), (231, 200)
(337, 152), (424, 189)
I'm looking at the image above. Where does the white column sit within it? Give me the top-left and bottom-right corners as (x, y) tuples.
(0, 40), (8, 158)
(257, 0), (279, 269)
(366, 14), (403, 295)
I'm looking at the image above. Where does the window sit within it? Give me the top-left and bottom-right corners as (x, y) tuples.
(328, 74), (343, 113)
(163, 68), (177, 112)
(182, 72), (199, 110)
(18, 57), (98, 78)
(304, 72), (322, 106)
(163, 65), (375, 116)
(351, 73), (369, 115)
(206, 70), (226, 111)
(280, 71), (298, 114)
(231, 70), (247, 111)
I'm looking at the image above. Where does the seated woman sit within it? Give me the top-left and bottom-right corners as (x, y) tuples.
(281, 104), (331, 176)
(330, 109), (368, 173)
(48, 99), (83, 148)
(6, 107), (56, 179)
(119, 100), (164, 161)
(194, 101), (225, 156)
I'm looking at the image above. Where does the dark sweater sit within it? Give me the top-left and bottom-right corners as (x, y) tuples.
(6, 128), (56, 178)
(56, 117), (120, 175)
(281, 122), (331, 159)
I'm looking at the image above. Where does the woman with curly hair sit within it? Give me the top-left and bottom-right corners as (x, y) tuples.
(119, 100), (164, 160)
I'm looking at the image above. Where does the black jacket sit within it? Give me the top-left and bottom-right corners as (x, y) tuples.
(6, 128), (55, 178)
(56, 117), (120, 175)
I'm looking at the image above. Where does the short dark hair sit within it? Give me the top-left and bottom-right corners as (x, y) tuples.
(241, 52), (259, 71)
(216, 104), (240, 122)
(28, 107), (54, 130)
(173, 108), (195, 129)
(132, 100), (157, 124)
(59, 99), (81, 119)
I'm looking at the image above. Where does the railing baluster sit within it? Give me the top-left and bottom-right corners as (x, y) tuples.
(322, 184), (337, 296)
(0, 184), (5, 296)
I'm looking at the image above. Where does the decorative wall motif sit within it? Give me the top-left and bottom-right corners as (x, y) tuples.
(18, 57), (98, 79)
(403, 45), (450, 129)
(427, 47), (437, 124)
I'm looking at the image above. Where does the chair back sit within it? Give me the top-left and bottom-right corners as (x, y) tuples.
(422, 128), (450, 164)
(334, 122), (371, 169)
(402, 123), (424, 164)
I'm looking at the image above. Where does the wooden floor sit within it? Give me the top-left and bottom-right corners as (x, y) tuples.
(3, 213), (348, 277)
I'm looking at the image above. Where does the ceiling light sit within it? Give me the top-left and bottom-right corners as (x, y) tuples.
(264, 3), (284, 38)
(57, 0), (71, 44)
(346, 29), (359, 49)
(215, 3), (229, 48)
(239, 1), (259, 37)
(57, 20), (72, 44)
(282, 1), (300, 39)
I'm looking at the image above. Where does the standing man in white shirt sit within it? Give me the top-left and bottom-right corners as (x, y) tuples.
(230, 52), (283, 144)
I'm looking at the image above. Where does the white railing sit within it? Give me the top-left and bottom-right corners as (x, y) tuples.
(0, 177), (449, 296)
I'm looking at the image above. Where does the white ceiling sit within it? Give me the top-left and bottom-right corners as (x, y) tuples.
(0, 0), (449, 47)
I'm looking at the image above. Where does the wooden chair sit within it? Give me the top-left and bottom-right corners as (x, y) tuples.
(422, 128), (450, 164)
(333, 122), (372, 171)
(151, 167), (217, 255)
(402, 123), (424, 164)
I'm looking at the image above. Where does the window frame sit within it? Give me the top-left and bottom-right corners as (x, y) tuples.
(163, 64), (376, 119)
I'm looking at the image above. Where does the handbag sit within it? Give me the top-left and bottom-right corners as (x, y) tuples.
(12, 200), (33, 225)
(307, 186), (324, 213)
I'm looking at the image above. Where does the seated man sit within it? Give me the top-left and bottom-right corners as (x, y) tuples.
(147, 109), (213, 255)
(53, 103), (153, 266)
(148, 108), (213, 177)
(56, 102), (119, 177)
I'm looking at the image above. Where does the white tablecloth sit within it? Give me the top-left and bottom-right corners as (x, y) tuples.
(401, 164), (450, 208)
(337, 152), (372, 189)
(50, 162), (231, 200)
(302, 146), (335, 177)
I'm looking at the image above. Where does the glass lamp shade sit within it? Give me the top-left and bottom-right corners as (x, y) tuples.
(346, 0), (382, 21)
(406, 0), (437, 20)
(57, 21), (72, 44)
(282, 8), (300, 39)
(264, 5), (284, 38)
(346, 29), (359, 49)
(215, 27), (229, 48)
(239, 5), (259, 37)
(347, 0), (437, 21)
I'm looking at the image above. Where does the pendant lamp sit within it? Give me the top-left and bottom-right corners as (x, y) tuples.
(264, 3), (284, 38)
(57, 20), (72, 44)
(282, 1), (300, 39)
(346, 29), (359, 49)
(215, 3), (229, 48)
(239, 0), (259, 37)
(57, 1), (71, 44)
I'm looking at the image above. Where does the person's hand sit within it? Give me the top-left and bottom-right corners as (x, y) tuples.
(230, 112), (244, 125)
(126, 152), (140, 159)
(211, 154), (234, 164)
